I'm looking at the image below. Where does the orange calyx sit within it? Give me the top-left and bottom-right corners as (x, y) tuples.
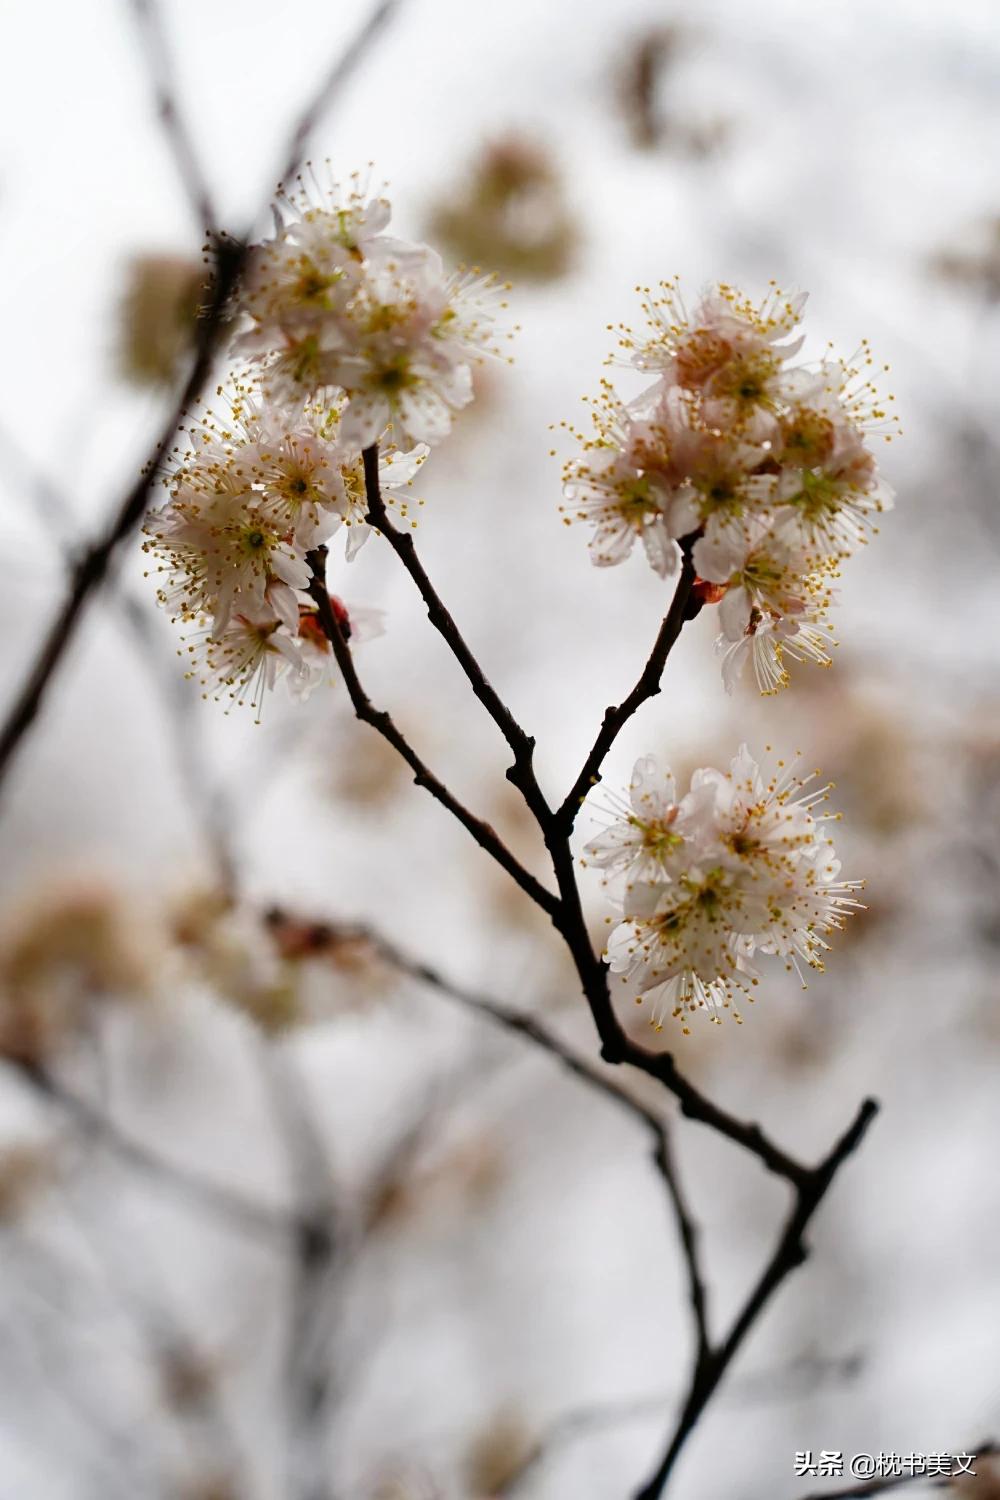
(692, 576), (728, 606)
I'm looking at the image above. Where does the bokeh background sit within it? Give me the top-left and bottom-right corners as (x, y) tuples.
(1, 1), (999, 1496)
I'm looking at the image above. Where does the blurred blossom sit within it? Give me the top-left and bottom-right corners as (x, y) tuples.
(369, 1466), (447, 1500)
(428, 136), (579, 283)
(321, 713), (410, 807)
(0, 1142), (54, 1223)
(178, 1477), (240, 1500)
(118, 252), (205, 388)
(157, 1346), (222, 1416)
(616, 24), (730, 156)
(931, 217), (1000, 302)
(463, 1407), (536, 1495)
(0, 881), (158, 1063)
(169, 886), (300, 1032)
(954, 1458), (1000, 1500)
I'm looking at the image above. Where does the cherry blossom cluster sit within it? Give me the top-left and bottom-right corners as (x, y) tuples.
(560, 282), (896, 694)
(142, 169), (511, 715)
(584, 746), (863, 1031)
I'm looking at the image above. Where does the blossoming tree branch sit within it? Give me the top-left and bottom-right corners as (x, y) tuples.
(132, 168), (891, 1493)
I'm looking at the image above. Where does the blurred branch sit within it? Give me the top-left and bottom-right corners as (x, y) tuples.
(0, 0), (401, 800)
(126, 0), (219, 236)
(497, 1356), (869, 1494)
(58, 1181), (249, 1492)
(634, 1099), (876, 1500)
(0, 232), (240, 798)
(304, 547), (559, 915)
(555, 539), (698, 829)
(272, 1), (400, 191)
(264, 910), (875, 1499)
(265, 907), (710, 1367)
(360, 445), (551, 829)
(0, 423), (237, 893)
(260, 1048), (342, 1500)
(310, 436), (879, 1496)
(799, 1445), (998, 1500)
(12, 1060), (294, 1244)
(497, 1392), (682, 1498)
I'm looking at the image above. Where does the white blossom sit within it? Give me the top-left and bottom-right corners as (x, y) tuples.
(233, 176), (513, 446)
(593, 746), (863, 1031)
(561, 280), (897, 696)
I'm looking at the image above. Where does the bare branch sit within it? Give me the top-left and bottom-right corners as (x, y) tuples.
(265, 914), (712, 1374)
(260, 1049), (341, 1500)
(12, 1060), (294, 1245)
(0, 426), (237, 893)
(263, 910), (876, 1499)
(360, 445), (550, 825)
(273, 0), (401, 190)
(344, 465), (814, 1186)
(633, 1096), (878, 1500)
(0, 0), (402, 799)
(304, 549), (560, 916)
(556, 541), (699, 829)
(126, 0), (219, 236)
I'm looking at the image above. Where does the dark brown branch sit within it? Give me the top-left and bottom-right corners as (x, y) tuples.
(13, 1060), (294, 1245)
(304, 549), (559, 916)
(0, 0), (401, 800)
(360, 445), (551, 825)
(308, 456), (879, 1491)
(633, 1096), (879, 1500)
(798, 1445), (998, 1500)
(127, 0), (219, 236)
(0, 245), (241, 797)
(281, 912), (875, 1499)
(267, 914), (712, 1370)
(260, 1050), (341, 1500)
(532, 818), (813, 1181)
(556, 541), (698, 829)
(345, 487), (812, 1178)
(0, 426), (237, 893)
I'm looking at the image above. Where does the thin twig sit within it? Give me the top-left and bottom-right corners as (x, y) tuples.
(265, 914), (712, 1373)
(260, 1048), (341, 1500)
(264, 911), (875, 1498)
(0, 245), (240, 796)
(0, 425), (237, 893)
(633, 1098), (878, 1500)
(13, 1060), (294, 1245)
(497, 1392), (680, 1498)
(360, 445), (550, 826)
(271, 2), (400, 191)
(324, 427), (880, 1494)
(556, 541), (699, 829)
(304, 549), (559, 916)
(353, 489), (799, 1185)
(126, 0), (219, 236)
(0, 0), (401, 799)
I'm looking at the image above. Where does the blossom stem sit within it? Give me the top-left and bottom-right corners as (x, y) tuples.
(263, 910), (713, 1371)
(556, 540), (699, 830)
(304, 548), (559, 916)
(360, 444), (552, 827)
